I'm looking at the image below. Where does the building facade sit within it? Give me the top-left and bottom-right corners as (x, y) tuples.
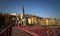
(0, 6), (60, 26)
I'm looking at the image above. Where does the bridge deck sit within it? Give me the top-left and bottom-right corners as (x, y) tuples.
(11, 27), (33, 36)
(1, 25), (60, 36)
(11, 26), (60, 36)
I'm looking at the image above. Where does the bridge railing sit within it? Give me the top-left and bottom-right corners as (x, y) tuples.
(17, 26), (60, 36)
(0, 26), (12, 36)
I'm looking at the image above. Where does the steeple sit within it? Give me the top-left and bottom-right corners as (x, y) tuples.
(20, 6), (28, 26)
(22, 6), (25, 17)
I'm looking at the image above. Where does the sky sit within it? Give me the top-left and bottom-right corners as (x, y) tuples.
(0, 0), (60, 19)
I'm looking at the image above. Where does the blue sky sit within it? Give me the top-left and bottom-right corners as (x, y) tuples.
(0, 0), (60, 19)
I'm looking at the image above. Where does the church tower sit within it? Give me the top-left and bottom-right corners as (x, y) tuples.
(22, 6), (25, 17)
(21, 6), (28, 26)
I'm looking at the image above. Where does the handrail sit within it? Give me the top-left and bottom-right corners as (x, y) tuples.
(0, 25), (12, 36)
(16, 26), (60, 36)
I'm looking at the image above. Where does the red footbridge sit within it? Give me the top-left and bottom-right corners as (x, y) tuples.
(0, 25), (60, 36)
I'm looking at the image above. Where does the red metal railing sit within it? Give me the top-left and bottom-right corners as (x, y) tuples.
(1, 25), (60, 36)
(0, 26), (12, 36)
(39, 26), (60, 36)
(17, 26), (60, 36)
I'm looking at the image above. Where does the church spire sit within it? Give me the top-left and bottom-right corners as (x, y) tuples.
(21, 6), (28, 26)
(22, 6), (25, 16)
